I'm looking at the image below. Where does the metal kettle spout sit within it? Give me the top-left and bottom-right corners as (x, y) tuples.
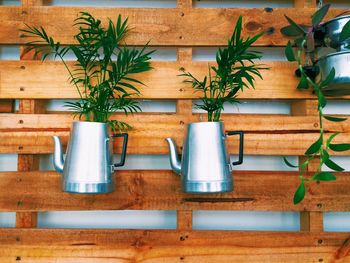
(166, 138), (182, 175)
(53, 136), (64, 173)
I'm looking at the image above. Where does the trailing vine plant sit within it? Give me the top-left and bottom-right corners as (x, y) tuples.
(180, 16), (268, 122)
(20, 12), (154, 132)
(281, 5), (350, 204)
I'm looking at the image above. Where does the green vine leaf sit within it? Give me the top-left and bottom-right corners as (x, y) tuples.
(297, 75), (309, 90)
(283, 157), (298, 168)
(305, 135), (322, 155)
(324, 115), (347, 122)
(320, 67), (335, 88)
(285, 41), (296, 62)
(311, 4), (330, 26)
(326, 132), (340, 148)
(329, 143), (350, 152)
(284, 15), (307, 35)
(294, 180), (305, 205)
(340, 20), (350, 42)
(312, 172), (337, 181)
(324, 159), (345, 172)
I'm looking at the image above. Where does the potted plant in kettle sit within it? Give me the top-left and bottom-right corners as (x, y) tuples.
(166, 16), (268, 193)
(21, 12), (154, 194)
(281, 5), (350, 204)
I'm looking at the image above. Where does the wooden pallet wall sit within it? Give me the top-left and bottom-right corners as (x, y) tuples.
(0, 0), (350, 262)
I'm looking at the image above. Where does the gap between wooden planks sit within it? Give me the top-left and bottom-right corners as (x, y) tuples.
(0, 6), (346, 46)
(0, 229), (349, 262)
(0, 170), (349, 212)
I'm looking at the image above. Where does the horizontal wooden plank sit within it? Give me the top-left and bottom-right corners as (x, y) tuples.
(1, 113), (350, 155)
(0, 229), (349, 262)
(0, 60), (319, 100)
(0, 170), (349, 211)
(0, 7), (345, 46)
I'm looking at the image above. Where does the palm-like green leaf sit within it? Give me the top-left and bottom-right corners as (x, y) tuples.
(180, 16), (267, 121)
(21, 12), (154, 131)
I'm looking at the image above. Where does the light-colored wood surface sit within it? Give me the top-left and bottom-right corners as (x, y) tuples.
(0, 60), (320, 100)
(1, 1), (350, 261)
(0, 170), (348, 212)
(0, 229), (349, 262)
(0, 113), (349, 155)
(0, 7), (346, 46)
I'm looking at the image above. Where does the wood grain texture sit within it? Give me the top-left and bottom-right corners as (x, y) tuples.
(0, 170), (349, 212)
(0, 7), (346, 46)
(294, 0), (317, 8)
(0, 113), (349, 155)
(0, 60), (321, 100)
(0, 229), (349, 262)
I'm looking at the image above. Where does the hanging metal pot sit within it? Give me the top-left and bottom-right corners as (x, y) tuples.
(53, 121), (128, 194)
(321, 15), (350, 51)
(316, 51), (350, 96)
(166, 122), (244, 193)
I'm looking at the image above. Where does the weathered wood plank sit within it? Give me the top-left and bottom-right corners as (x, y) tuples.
(0, 60), (319, 100)
(2, 113), (349, 132)
(1, 131), (349, 155)
(0, 170), (349, 212)
(0, 229), (349, 262)
(0, 7), (346, 46)
(0, 113), (349, 155)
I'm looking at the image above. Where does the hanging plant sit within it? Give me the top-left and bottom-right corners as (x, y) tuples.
(20, 12), (154, 132)
(179, 16), (268, 122)
(281, 5), (350, 204)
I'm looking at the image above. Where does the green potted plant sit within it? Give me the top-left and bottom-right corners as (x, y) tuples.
(281, 5), (350, 204)
(166, 16), (268, 193)
(21, 12), (154, 194)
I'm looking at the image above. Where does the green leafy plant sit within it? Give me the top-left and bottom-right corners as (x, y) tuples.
(180, 16), (267, 122)
(21, 12), (154, 132)
(281, 6), (350, 204)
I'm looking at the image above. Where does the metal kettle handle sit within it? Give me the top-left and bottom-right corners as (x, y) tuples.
(226, 131), (244, 166)
(112, 133), (128, 167)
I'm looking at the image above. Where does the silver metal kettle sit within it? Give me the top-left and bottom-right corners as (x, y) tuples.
(53, 121), (128, 194)
(166, 122), (243, 193)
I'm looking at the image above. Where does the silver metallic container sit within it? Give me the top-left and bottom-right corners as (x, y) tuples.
(316, 51), (350, 96)
(322, 15), (350, 51)
(53, 121), (128, 194)
(166, 122), (243, 193)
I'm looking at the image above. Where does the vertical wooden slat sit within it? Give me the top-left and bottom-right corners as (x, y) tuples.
(293, 0), (321, 234)
(291, 101), (324, 233)
(294, 0), (317, 8)
(16, 0), (46, 229)
(177, 0), (192, 8)
(176, 0), (193, 232)
(177, 210), (193, 230)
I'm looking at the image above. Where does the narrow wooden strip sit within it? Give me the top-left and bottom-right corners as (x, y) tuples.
(292, 100), (324, 232)
(0, 229), (349, 262)
(300, 212), (324, 232)
(177, 0), (192, 8)
(0, 7), (345, 46)
(177, 210), (193, 230)
(1, 114), (349, 133)
(1, 131), (349, 155)
(0, 170), (349, 212)
(294, 0), (317, 8)
(0, 61), (321, 100)
(16, 16), (44, 227)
